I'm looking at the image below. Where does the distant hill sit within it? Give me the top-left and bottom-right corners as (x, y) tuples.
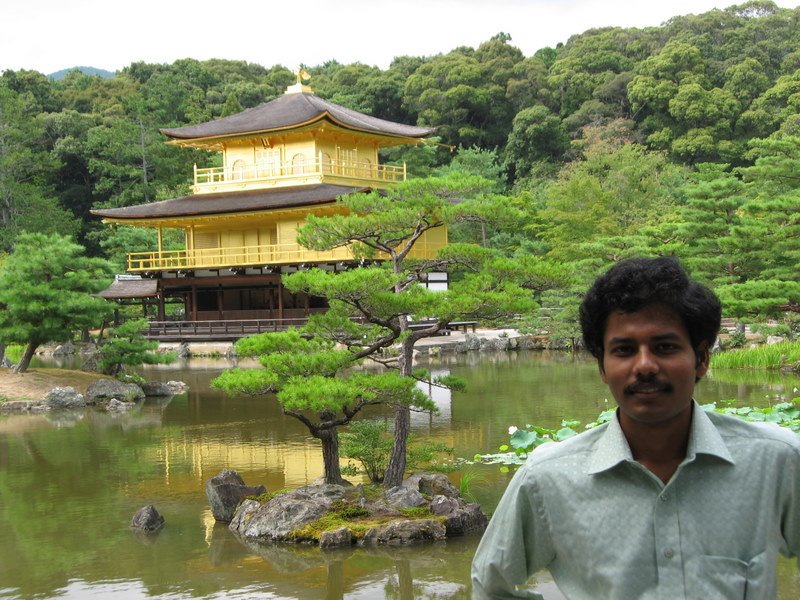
(48, 66), (115, 80)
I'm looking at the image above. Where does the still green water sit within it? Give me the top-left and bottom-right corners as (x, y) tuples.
(1, 351), (798, 599)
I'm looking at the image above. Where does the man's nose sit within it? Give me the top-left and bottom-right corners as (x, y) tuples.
(633, 348), (659, 376)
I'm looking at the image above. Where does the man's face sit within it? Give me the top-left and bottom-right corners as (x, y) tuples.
(600, 304), (708, 427)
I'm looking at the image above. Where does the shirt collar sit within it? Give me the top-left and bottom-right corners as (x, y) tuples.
(586, 401), (735, 476)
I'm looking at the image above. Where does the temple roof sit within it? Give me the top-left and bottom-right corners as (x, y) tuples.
(91, 184), (367, 220)
(96, 277), (158, 299)
(160, 92), (433, 141)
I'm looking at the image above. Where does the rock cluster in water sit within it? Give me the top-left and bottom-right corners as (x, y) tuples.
(0, 380), (189, 412)
(208, 470), (488, 548)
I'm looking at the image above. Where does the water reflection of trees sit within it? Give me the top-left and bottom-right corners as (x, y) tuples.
(707, 368), (800, 388)
(208, 529), (473, 599)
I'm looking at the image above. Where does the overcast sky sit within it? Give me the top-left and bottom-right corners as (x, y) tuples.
(4, 0), (798, 75)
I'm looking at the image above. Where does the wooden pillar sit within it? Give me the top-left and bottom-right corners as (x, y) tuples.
(278, 279), (284, 320)
(304, 292), (310, 316)
(191, 285), (197, 321)
(217, 286), (224, 320)
(157, 291), (165, 321)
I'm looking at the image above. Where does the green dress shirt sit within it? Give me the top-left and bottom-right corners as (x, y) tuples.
(472, 403), (800, 599)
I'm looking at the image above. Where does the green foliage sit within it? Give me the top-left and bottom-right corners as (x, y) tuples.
(98, 318), (176, 375)
(711, 341), (800, 370)
(116, 371), (146, 386)
(705, 400), (800, 434)
(399, 506), (434, 519)
(0, 86), (80, 251)
(0, 233), (113, 372)
(4, 344), (23, 363)
(340, 419), (454, 483)
(457, 469), (485, 503)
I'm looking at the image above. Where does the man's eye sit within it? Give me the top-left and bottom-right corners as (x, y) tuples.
(610, 346), (633, 355)
(656, 343), (679, 352)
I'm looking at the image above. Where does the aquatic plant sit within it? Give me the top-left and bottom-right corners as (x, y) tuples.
(479, 401), (800, 466)
(711, 341), (800, 370)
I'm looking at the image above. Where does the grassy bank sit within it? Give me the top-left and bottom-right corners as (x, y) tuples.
(0, 368), (109, 403)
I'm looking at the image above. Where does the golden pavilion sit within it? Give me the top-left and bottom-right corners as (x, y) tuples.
(92, 76), (442, 339)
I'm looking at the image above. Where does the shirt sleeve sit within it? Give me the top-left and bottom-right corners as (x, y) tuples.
(471, 460), (556, 599)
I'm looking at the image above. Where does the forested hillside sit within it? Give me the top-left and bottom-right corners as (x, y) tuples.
(1, 0), (798, 328)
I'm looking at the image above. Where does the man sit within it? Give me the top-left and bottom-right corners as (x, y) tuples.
(472, 257), (800, 599)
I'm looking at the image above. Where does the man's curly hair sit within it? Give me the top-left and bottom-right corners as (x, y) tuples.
(579, 257), (721, 361)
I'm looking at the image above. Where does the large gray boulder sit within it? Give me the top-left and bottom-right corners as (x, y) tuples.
(206, 469), (266, 523)
(230, 485), (347, 541)
(295, 483), (349, 502)
(319, 527), (353, 549)
(404, 473), (460, 498)
(86, 379), (145, 404)
(430, 495), (488, 535)
(43, 387), (86, 409)
(362, 519), (446, 545)
(385, 486), (426, 509)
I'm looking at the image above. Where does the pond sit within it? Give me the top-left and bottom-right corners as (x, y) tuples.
(1, 351), (799, 599)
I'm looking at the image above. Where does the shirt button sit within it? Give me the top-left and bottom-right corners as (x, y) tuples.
(664, 549), (674, 559)
(660, 494), (668, 502)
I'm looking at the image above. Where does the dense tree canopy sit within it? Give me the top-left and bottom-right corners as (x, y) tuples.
(0, 0), (797, 336)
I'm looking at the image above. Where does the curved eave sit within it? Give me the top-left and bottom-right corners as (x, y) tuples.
(162, 113), (433, 149)
(91, 184), (370, 227)
(96, 204), (340, 228)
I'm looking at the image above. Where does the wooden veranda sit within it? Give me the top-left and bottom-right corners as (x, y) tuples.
(141, 318), (311, 341)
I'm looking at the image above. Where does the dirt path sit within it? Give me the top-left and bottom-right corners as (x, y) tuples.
(0, 368), (109, 402)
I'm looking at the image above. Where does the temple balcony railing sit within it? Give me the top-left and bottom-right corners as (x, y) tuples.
(126, 239), (446, 272)
(193, 157), (406, 194)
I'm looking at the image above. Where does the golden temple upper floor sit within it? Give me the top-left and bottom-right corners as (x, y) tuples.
(160, 88), (433, 195)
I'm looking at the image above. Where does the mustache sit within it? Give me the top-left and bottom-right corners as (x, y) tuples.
(625, 380), (673, 395)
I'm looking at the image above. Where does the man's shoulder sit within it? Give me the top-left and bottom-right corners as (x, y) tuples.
(705, 408), (800, 453)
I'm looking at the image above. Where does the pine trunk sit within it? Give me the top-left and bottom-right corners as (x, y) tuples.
(12, 341), (38, 373)
(318, 426), (346, 485)
(383, 339), (415, 488)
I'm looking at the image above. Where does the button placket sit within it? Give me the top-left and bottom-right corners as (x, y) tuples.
(653, 485), (683, 598)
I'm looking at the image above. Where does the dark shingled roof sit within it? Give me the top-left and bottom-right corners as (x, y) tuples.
(91, 184), (366, 220)
(96, 278), (158, 299)
(160, 92), (433, 140)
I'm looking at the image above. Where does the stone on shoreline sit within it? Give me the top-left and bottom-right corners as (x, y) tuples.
(43, 387), (86, 409)
(86, 379), (145, 404)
